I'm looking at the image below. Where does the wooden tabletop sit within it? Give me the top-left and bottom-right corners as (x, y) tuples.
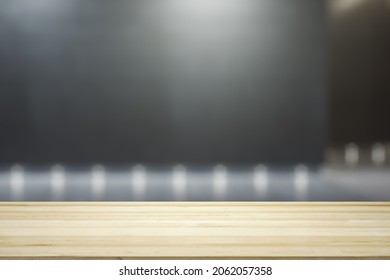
(0, 202), (389, 259)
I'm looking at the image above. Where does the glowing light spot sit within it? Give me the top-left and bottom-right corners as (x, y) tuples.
(345, 143), (359, 166)
(91, 165), (106, 201)
(254, 164), (268, 199)
(51, 165), (65, 200)
(132, 165), (146, 200)
(294, 165), (309, 201)
(372, 143), (385, 166)
(213, 165), (227, 199)
(173, 165), (187, 201)
(10, 165), (25, 201)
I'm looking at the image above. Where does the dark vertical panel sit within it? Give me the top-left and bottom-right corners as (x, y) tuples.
(330, 0), (390, 144)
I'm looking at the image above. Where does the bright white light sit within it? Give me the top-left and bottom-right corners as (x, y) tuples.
(345, 143), (359, 166)
(91, 165), (106, 201)
(10, 165), (25, 201)
(132, 165), (146, 200)
(172, 165), (187, 200)
(213, 165), (227, 199)
(51, 165), (65, 200)
(254, 165), (268, 199)
(294, 165), (309, 201)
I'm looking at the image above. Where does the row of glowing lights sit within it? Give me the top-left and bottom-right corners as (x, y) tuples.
(3, 142), (387, 200)
(6, 164), (309, 201)
(345, 143), (387, 166)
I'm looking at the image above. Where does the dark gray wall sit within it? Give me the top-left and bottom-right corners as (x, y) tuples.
(330, 0), (390, 145)
(0, 0), (326, 164)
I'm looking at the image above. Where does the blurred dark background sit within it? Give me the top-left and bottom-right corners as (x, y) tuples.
(0, 0), (390, 202)
(0, 0), (389, 165)
(0, 0), (326, 165)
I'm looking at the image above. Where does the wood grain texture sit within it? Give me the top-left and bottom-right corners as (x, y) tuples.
(0, 202), (389, 259)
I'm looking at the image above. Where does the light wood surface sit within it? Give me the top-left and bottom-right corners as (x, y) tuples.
(0, 202), (389, 259)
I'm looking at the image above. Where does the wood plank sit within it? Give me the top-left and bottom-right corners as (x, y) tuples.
(0, 202), (389, 259)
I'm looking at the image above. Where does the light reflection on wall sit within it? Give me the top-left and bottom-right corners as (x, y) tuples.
(156, 0), (275, 156)
(331, 0), (365, 13)
(163, 0), (254, 18)
(0, 0), (326, 164)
